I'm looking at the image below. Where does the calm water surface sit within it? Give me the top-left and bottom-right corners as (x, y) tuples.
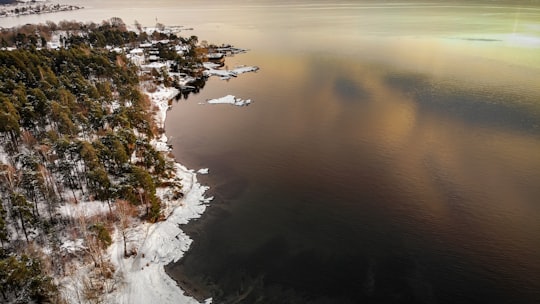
(164, 3), (540, 303)
(4, 1), (540, 303)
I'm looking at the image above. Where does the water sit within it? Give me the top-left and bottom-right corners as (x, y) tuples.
(165, 58), (540, 302)
(3, 1), (540, 303)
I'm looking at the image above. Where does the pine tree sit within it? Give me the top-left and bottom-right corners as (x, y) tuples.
(0, 203), (9, 248)
(130, 166), (160, 222)
(9, 192), (35, 243)
(0, 96), (20, 147)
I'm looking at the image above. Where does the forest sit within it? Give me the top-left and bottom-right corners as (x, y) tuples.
(0, 18), (202, 303)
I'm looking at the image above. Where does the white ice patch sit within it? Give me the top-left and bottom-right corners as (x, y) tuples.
(197, 168), (209, 175)
(203, 65), (259, 80)
(206, 95), (252, 107)
(232, 65), (260, 74)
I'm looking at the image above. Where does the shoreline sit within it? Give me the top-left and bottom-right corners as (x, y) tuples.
(98, 35), (258, 302)
(0, 2), (83, 19)
(105, 85), (214, 304)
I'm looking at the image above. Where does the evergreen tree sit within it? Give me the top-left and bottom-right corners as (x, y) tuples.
(9, 192), (35, 243)
(0, 96), (20, 146)
(0, 253), (57, 303)
(0, 203), (9, 248)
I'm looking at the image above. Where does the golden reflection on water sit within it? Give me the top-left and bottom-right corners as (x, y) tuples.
(158, 6), (540, 301)
(259, 48), (540, 259)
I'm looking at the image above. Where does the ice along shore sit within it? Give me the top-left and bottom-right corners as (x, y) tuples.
(100, 39), (258, 304)
(105, 84), (214, 304)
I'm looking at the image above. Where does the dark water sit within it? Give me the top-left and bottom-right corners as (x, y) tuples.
(164, 37), (540, 304)
(164, 51), (540, 303)
(160, 3), (540, 303)
(4, 1), (540, 303)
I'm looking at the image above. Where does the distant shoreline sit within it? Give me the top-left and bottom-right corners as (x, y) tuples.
(0, 1), (83, 19)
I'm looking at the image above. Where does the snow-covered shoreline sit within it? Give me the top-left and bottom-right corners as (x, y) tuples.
(56, 38), (259, 302)
(107, 163), (213, 304)
(104, 86), (214, 304)
(96, 41), (260, 302)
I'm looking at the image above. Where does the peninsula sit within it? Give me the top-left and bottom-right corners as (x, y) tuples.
(0, 18), (257, 304)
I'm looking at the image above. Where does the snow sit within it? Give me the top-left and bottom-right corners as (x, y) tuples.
(146, 85), (179, 152)
(60, 239), (86, 254)
(143, 62), (168, 70)
(0, 144), (8, 165)
(130, 48), (144, 55)
(110, 100), (121, 111)
(206, 95), (252, 107)
(169, 72), (197, 87)
(152, 134), (171, 153)
(47, 31), (67, 49)
(145, 85), (179, 129)
(57, 200), (111, 218)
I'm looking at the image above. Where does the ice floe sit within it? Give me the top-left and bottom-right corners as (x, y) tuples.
(205, 95), (252, 107)
(203, 65), (259, 80)
(197, 168), (209, 175)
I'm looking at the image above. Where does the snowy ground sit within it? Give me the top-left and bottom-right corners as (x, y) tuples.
(147, 85), (179, 152)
